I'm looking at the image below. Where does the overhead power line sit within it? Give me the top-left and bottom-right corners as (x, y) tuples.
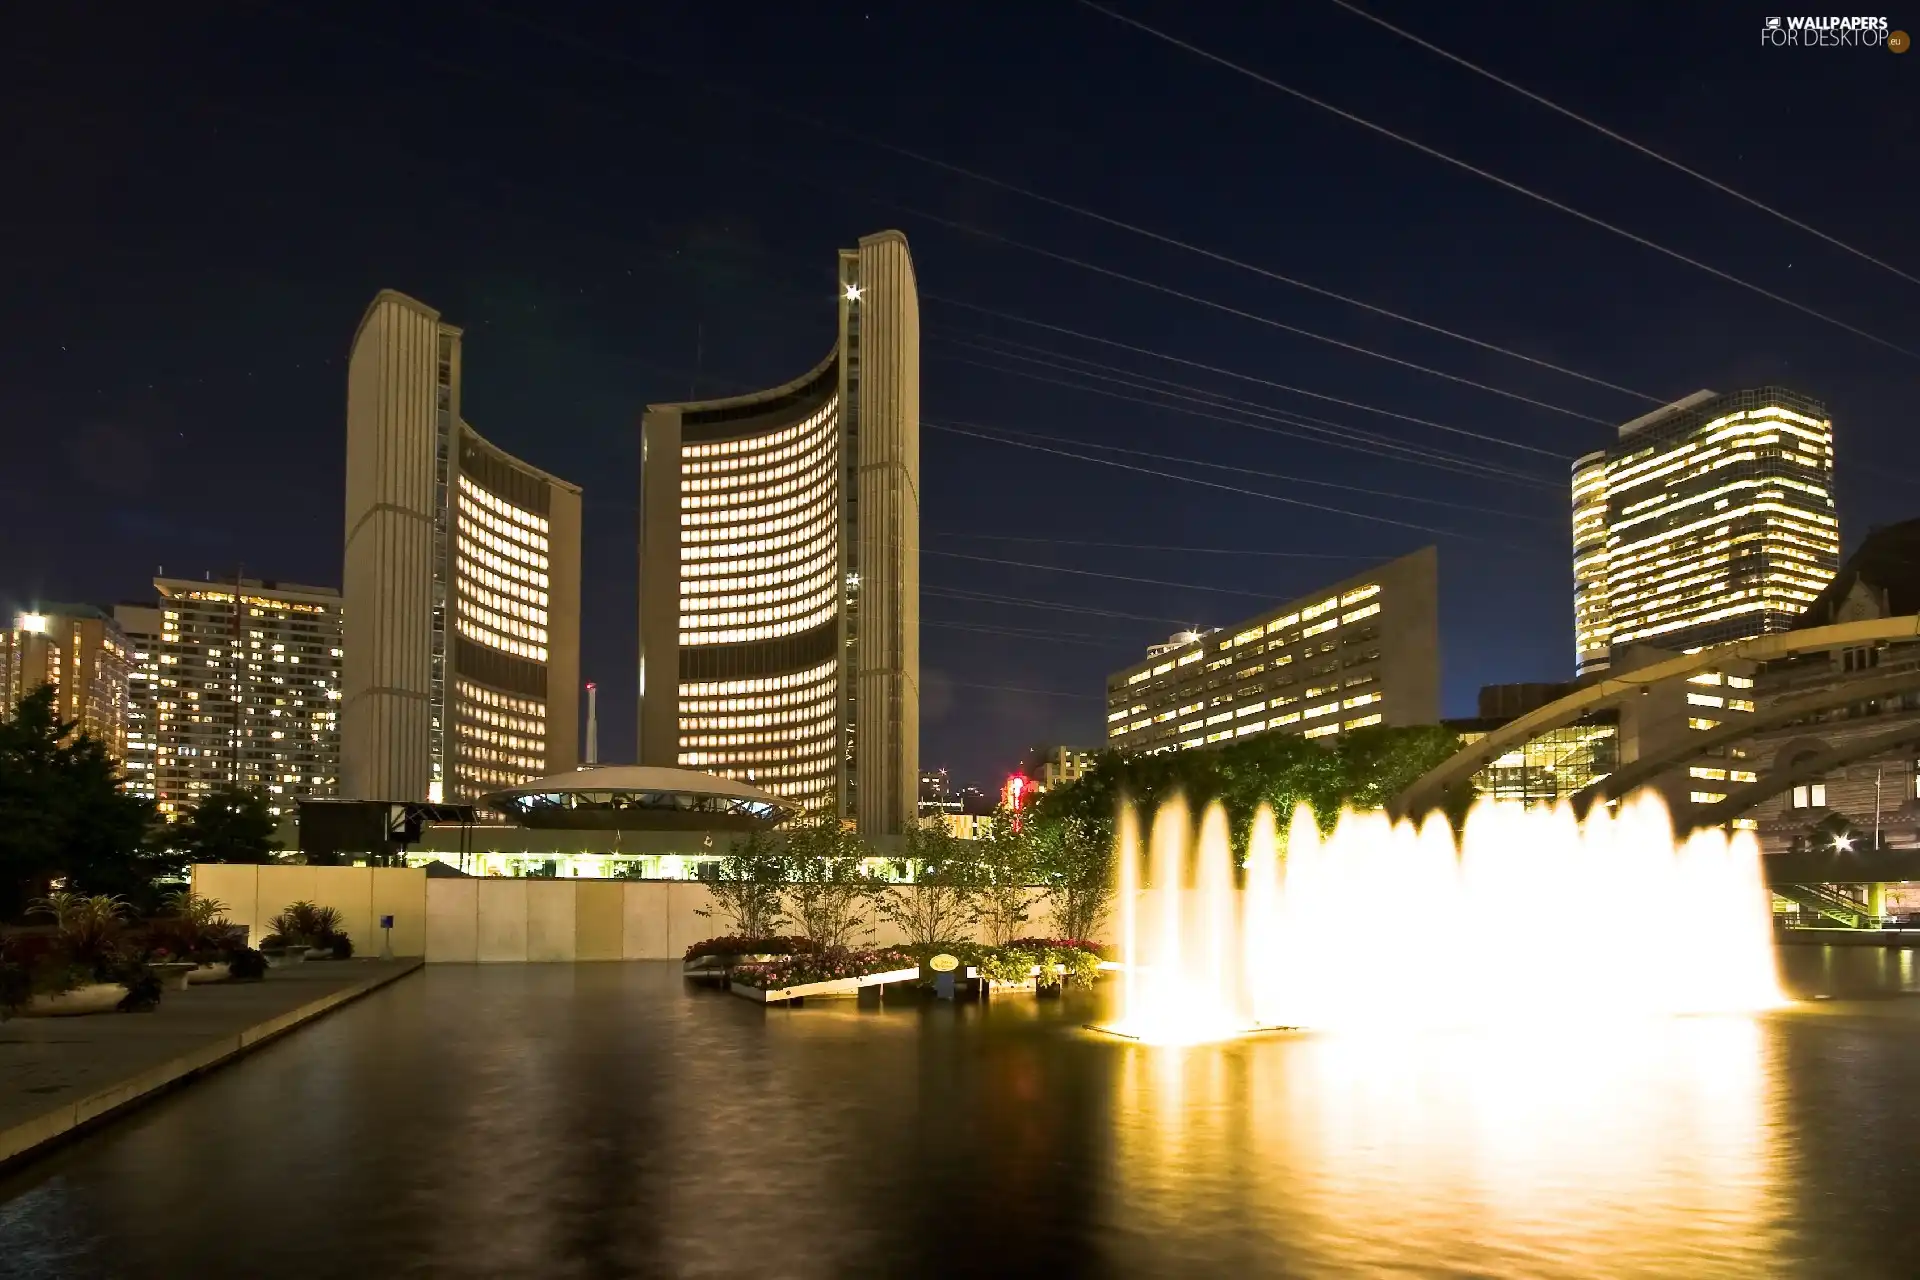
(933, 533), (1378, 559)
(478, 1), (1655, 400)
(924, 293), (1586, 467)
(927, 549), (1294, 598)
(944, 418), (1554, 520)
(926, 420), (1482, 540)
(942, 681), (1106, 702)
(1326, 0), (1920, 289)
(933, 326), (1567, 468)
(1080, 1), (1920, 362)
(899, 200), (1615, 423)
(924, 585), (1213, 627)
(928, 348), (1558, 486)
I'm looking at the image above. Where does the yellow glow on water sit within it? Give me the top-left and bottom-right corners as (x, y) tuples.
(1104, 792), (1782, 1045)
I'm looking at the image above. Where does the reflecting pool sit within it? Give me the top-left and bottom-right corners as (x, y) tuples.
(0, 954), (1916, 1277)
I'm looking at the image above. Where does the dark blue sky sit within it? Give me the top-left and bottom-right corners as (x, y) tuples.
(4, 1), (1915, 788)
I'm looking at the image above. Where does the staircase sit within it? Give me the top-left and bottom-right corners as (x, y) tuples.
(1774, 882), (1877, 930)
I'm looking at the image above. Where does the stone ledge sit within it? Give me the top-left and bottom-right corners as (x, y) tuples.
(0, 959), (421, 1171)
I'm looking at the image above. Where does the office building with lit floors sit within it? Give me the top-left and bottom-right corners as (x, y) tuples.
(1106, 548), (1439, 754)
(637, 230), (919, 835)
(342, 289), (583, 805)
(1571, 386), (1839, 677)
(114, 576), (342, 818)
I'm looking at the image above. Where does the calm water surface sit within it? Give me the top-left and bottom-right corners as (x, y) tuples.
(5, 950), (1920, 1278)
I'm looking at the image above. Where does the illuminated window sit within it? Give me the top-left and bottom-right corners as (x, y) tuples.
(1791, 783), (1827, 809)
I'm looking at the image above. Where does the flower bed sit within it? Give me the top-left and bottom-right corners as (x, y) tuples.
(730, 947), (916, 991)
(683, 935), (815, 963)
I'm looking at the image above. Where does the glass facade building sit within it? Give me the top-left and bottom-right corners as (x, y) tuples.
(1572, 386), (1839, 677)
(342, 290), (582, 805)
(638, 231), (919, 834)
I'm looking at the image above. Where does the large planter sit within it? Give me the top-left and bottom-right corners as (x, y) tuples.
(730, 966), (921, 1004)
(21, 983), (129, 1017)
(266, 947), (306, 968)
(152, 962), (199, 992)
(684, 953), (791, 982)
(185, 964), (231, 986)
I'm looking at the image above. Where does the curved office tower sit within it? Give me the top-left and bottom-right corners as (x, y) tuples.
(638, 231), (919, 834)
(343, 290), (582, 804)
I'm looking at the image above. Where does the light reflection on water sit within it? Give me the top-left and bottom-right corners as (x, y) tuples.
(1112, 1016), (1785, 1277)
(3, 958), (1920, 1277)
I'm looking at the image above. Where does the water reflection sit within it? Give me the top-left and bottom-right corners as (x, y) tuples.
(1112, 1015), (1787, 1276)
(8, 962), (1920, 1277)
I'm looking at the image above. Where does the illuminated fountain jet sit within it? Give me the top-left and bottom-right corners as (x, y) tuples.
(1104, 792), (1781, 1045)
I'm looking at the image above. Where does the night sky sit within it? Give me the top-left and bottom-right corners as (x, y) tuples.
(5, 2), (1915, 789)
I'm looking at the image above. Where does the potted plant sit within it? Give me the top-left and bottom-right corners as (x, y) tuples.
(262, 901), (353, 963)
(15, 893), (162, 1016)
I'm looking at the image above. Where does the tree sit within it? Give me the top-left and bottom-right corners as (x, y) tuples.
(171, 786), (282, 864)
(973, 813), (1036, 946)
(0, 686), (163, 918)
(1029, 809), (1113, 944)
(696, 829), (790, 938)
(784, 818), (881, 950)
(877, 821), (980, 949)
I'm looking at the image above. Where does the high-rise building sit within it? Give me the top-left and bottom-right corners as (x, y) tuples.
(2, 605), (129, 758)
(1106, 548), (1440, 754)
(1571, 387), (1839, 677)
(115, 577), (343, 819)
(638, 230), (920, 834)
(342, 290), (583, 805)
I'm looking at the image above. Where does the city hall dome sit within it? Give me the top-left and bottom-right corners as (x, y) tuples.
(483, 765), (794, 831)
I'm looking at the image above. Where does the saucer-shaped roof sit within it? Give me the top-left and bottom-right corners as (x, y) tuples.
(484, 766), (794, 830)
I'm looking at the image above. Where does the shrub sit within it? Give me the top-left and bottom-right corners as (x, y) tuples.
(683, 935), (813, 962)
(976, 946), (1041, 985)
(109, 957), (163, 1012)
(0, 959), (26, 1020)
(264, 901), (351, 952)
(328, 933), (354, 959)
(227, 947), (268, 981)
(27, 892), (130, 967)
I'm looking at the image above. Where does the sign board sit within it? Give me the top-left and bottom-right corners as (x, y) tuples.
(379, 915), (394, 930)
(929, 953), (960, 973)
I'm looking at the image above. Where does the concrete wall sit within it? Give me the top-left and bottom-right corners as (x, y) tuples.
(192, 867), (1059, 962)
(192, 864), (429, 957)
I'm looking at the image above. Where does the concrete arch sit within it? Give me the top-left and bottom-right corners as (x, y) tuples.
(1391, 616), (1920, 817)
(1674, 721), (1920, 831)
(1568, 665), (1920, 809)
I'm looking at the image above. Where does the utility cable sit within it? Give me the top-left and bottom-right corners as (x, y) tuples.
(934, 326), (1567, 465)
(1326, 0), (1920, 289)
(926, 420), (1483, 540)
(1080, 0), (1920, 362)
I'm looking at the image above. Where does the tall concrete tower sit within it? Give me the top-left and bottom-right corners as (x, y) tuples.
(637, 231), (920, 835)
(342, 290), (582, 804)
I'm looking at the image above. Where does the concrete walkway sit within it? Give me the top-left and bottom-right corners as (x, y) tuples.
(0, 958), (420, 1169)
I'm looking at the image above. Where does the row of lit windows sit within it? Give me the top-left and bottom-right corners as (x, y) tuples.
(459, 597), (548, 650)
(682, 401), (837, 462)
(455, 719), (544, 757)
(455, 616), (549, 663)
(458, 473), (549, 535)
(681, 564), (837, 615)
(679, 597), (838, 647)
(680, 471), (833, 530)
(457, 554), (548, 608)
(681, 426), (836, 503)
(683, 520), (836, 576)
(459, 509), (551, 576)
(680, 662), (838, 700)
(459, 539), (550, 594)
(458, 574), (547, 631)
(460, 494), (552, 556)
